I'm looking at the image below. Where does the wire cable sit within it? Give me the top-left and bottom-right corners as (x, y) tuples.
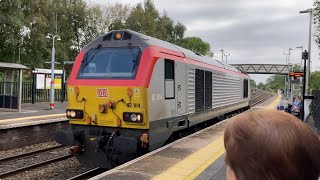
(76, 95), (89, 116)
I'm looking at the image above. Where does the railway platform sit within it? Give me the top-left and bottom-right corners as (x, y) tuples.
(0, 102), (67, 130)
(0, 102), (68, 150)
(91, 95), (282, 180)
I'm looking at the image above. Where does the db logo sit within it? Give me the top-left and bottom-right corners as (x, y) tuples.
(97, 89), (109, 98)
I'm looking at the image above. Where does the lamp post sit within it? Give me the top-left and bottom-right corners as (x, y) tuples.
(296, 46), (303, 69)
(283, 52), (289, 96)
(288, 48), (292, 65)
(46, 33), (61, 110)
(288, 48), (293, 101)
(300, 8), (313, 95)
(220, 49), (224, 62)
(224, 53), (231, 64)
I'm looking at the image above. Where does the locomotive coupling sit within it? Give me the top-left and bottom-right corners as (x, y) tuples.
(139, 133), (149, 148)
(70, 146), (81, 155)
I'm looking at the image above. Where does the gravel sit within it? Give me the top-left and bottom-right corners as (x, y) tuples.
(0, 141), (101, 179)
(0, 146), (69, 174)
(0, 141), (60, 159)
(5, 158), (96, 180)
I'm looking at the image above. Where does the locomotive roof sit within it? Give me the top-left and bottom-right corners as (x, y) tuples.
(90, 29), (241, 73)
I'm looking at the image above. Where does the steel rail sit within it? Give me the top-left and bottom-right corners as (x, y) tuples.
(0, 145), (64, 163)
(0, 154), (73, 179)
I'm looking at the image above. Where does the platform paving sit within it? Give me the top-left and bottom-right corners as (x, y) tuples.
(90, 95), (281, 180)
(0, 102), (67, 129)
(0, 102), (67, 120)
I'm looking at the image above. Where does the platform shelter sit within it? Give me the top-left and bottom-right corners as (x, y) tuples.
(0, 62), (29, 112)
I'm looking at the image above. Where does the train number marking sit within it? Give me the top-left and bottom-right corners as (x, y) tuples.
(97, 89), (109, 98)
(134, 88), (140, 97)
(151, 94), (163, 101)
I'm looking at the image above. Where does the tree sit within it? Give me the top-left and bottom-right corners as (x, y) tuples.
(257, 82), (265, 90)
(83, 5), (107, 44)
(0, 0), (116, 68)
(107, 0), (213, 55)
(0, 0), (214, 70)
(314, 0), (320, 46)
(0, 0), (25, 63)
(175, 37), (211, 55)
(250, 79), (256, 91)
(103, 3), (131, 31)
(174, 22), (186, 40)
(265, 75), (285, 92)
(310, 71), (320, 91)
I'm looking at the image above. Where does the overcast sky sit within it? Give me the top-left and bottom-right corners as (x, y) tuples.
(91, 0), (319, 83)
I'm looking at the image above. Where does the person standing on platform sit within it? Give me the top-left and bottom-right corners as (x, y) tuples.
(224, 109), (320, 180)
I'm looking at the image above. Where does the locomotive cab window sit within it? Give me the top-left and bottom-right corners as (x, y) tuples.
(77, 47), (141, 79)
(165, 59), (175, 99)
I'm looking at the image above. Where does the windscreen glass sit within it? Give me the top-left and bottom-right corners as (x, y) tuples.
(77, 47), (142, 79)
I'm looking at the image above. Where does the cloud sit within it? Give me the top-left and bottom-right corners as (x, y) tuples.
(89, 0), (319, 83)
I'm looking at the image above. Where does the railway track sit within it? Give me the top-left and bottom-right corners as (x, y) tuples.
(250, 90), (274, 107)
(0, 90), (273, 180)
(0, 145), (72, 179)
(67, 90), (275, 179)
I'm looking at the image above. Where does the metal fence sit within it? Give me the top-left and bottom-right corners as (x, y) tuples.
(0, 81), (66, 103)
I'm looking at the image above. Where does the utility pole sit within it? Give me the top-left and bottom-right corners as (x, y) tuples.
(300, 8), (313, 95)
(220, 49), (224, 63)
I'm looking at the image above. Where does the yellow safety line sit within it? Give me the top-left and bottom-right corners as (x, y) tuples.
(152, 136), (224, 180)
(152, 95), (283, 180)
(266, 94), (282, 109)
(186, 146), (225, 180)
(0, 113), (66, 123)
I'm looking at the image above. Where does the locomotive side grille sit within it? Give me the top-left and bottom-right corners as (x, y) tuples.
(205, 71), (212, 109)
(188, 67), (195, 113)
(212, 73), (241, 108)
(195, 69), (204, 112)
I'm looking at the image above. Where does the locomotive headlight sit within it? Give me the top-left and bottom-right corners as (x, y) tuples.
(123, 112), (143, 123)
(137, 114), (141, 121)
(66, 109), (84, 119)
(130, 114), (137, 121)
(70, 111), (76, 118)
(66, 111), (71, 117)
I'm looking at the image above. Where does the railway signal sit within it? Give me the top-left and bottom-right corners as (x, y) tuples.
(301, 50), (314, 121)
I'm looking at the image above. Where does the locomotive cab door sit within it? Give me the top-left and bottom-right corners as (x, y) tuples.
(164, 60), (187, 116)
(175, 61), (187, 115)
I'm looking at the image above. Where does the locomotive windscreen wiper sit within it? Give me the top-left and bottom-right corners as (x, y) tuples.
(82, 44), (102, 68)
(128, 43), (136, 62)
